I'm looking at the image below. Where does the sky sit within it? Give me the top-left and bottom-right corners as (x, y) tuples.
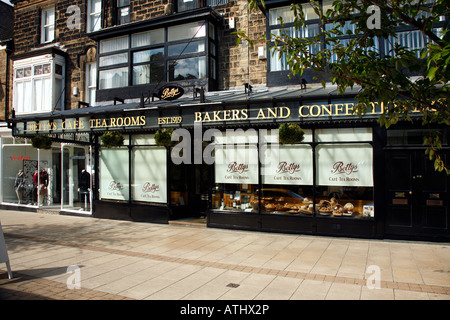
(1, 0), (12, 6)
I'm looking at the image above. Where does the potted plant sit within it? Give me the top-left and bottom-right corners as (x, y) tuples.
(278, 123), (305, 144)
(101, 131), (124, 148)
(31, 135), (52, 149)
(155, 129), (175, 147)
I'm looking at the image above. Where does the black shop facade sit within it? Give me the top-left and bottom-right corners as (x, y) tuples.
(6, 87), (450, 242)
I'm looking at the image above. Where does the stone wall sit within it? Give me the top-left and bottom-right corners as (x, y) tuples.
(10, 0), (269, 113)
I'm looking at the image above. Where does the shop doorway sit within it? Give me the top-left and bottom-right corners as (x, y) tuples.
(384, 149), (449, 239)
(169, 162), (210, 222)
(62, 144), (92, 214)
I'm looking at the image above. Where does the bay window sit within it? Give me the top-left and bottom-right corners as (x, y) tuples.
(13, 53), (65, 114)
(97, 20), (217, 91)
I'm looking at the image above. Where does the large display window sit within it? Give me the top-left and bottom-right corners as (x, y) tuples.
(99, 134), (169, 205)
(210, 128), (374, 219)
(212, 145), (259, 212)
(260, 144), (314, 215)
(315, 143), (374, 218)
(99, 147), (129, 202)
(132, 146), (167, 204)
(1, 139), (58, 208)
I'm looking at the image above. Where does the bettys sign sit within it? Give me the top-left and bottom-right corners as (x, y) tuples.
(157, 85), (184, 101)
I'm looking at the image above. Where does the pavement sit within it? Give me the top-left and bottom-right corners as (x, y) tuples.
(0, 208), (450, 304)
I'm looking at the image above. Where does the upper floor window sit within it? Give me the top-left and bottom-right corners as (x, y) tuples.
(177, 0), (229, 12)
(116, 0), (131, 25)
(97, 20), (217, 90)
(86, 62), (97, 106)
(268, 4), (321, 72)
(13, 54), (65, 114)
(41, 7), (55, 43)
(88, 0), (102, 32)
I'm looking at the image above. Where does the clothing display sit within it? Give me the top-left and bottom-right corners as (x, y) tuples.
(79, 170), (91, 211)
(14, 170), (25, 204)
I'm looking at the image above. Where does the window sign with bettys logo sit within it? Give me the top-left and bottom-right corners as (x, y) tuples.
(99, 148), (129, 201)
(316, 144), (373, 187)
(132, 147), (167, 204)
(214, 145), (259, 185)
(315, 143), (374, 218)
(261, 145), (313, 186)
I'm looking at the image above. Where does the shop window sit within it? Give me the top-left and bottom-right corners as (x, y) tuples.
(212, 142), (259, 212)
(1, 144), (56, 208)
(13, 54), (66, 114)
(210, 128), (374, 219)
(99, 148), (129, 202)
(41, 7), (55, 43)
(87, 0), (102, 32)
(315, 143), (374, 218)
(132, 147), (167, 204)
(260, 145), (314, 215)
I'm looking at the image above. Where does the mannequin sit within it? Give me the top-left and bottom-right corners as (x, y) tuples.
(32, 170), (38, 205)
(78, 169), (90, 210)
(14, 169), (24, 204)
(38, 169), (49, 206)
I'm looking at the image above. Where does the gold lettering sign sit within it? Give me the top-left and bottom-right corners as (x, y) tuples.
(27, 116), (146, 133)
(158, 116), (183, 125)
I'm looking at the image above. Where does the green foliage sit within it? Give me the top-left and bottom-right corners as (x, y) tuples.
(31, 135), (52, 149)
(101, 131), (124, 148)
(155, 129), (175, 147)
(278, 123), (305, 144)
(243, 0), (449, 173)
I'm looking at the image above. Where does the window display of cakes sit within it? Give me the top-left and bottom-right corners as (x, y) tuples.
(216, 187), (373, 219)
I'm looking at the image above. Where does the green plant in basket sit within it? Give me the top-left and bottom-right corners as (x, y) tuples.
(155, 129), (175, 147)
(101, 131), (124, 148)
(31, 135), (52, 149)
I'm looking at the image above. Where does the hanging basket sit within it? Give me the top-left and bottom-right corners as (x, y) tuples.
(278, 123), (305, 145)
(155, 129), (175, 147)
(31, 135), (52, 149)
(101, 131), (124, 148)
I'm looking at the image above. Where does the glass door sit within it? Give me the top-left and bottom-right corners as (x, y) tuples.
(62, 144), (92, 213)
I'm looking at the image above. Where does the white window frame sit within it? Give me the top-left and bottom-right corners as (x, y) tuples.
(13, 54), (66, 115)
(87, 0), (102, 33)
(86, 62), (97, 106)
(41, 7), (55, 43)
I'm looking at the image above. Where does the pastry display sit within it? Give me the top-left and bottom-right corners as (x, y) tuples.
(221, 188), (364, 218)
(343, 203), (354, 216)
(332, 204), (343, 216)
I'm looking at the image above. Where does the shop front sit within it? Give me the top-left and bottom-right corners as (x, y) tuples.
(7, 87), (449, 241)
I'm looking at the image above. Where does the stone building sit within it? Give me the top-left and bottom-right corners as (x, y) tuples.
(2, 1), (449, 241)
(0, 0), (14, 121)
